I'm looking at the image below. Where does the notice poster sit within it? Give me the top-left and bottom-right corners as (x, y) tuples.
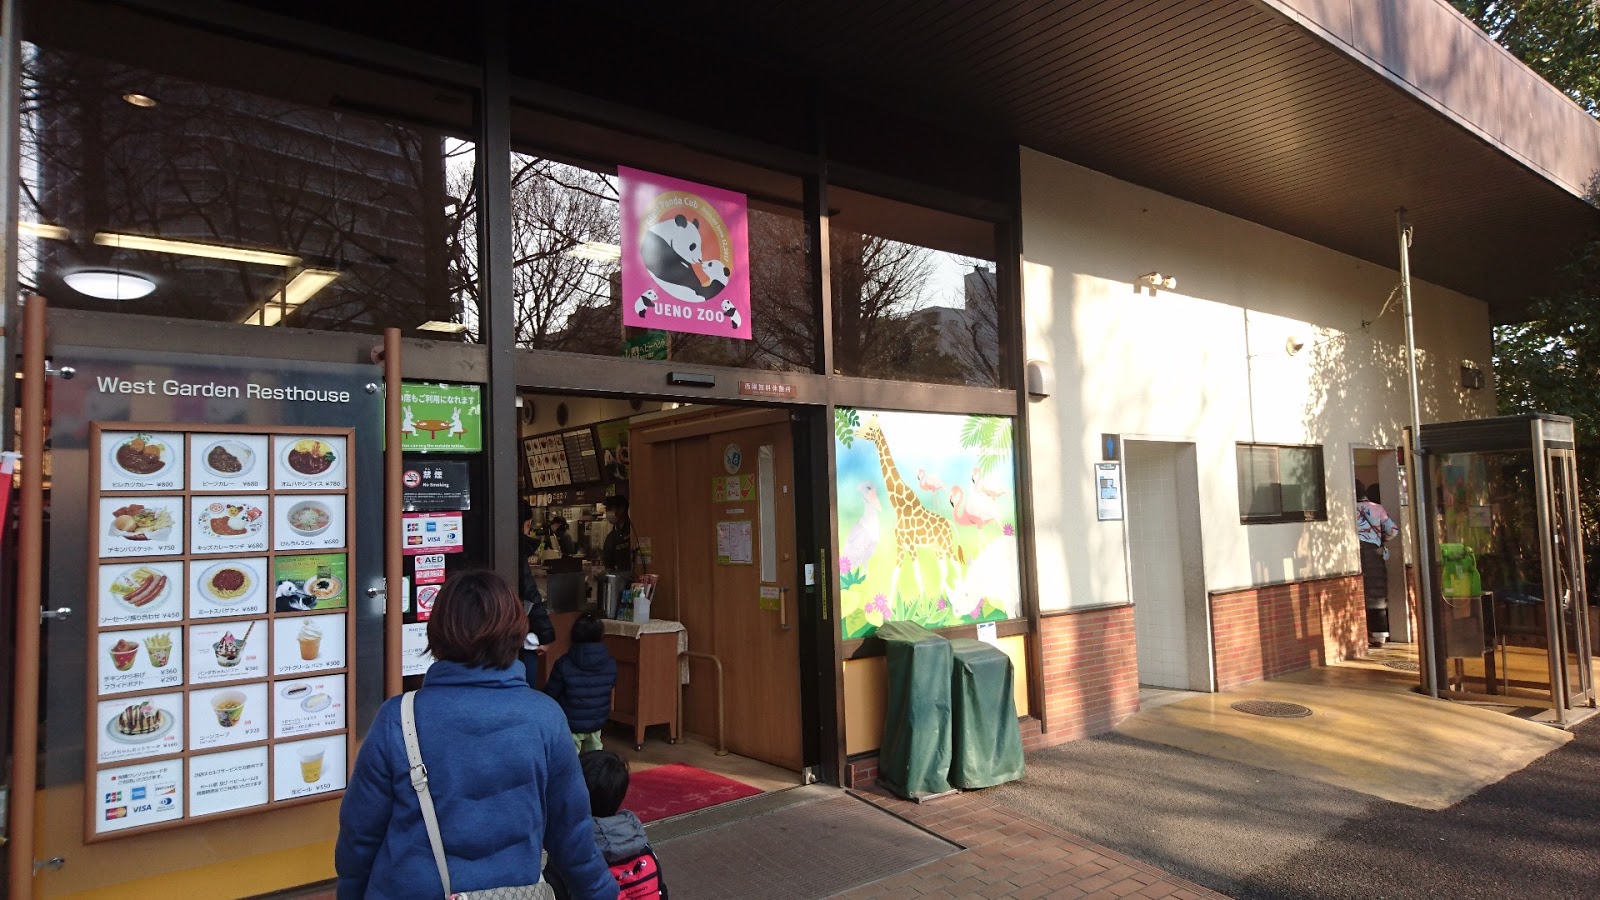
(101, 431), (185, 492)
(402, 622), (435, 677)
(272, 735), (348, 801)
(190, 433), (270, 491)
(413, 553), (447, 585)
(415, 583), (440, 621)
(716, 520), (754, 566)
(189, 557), (270, 619)
(401, 461), (472, 512)
(271, 553), (349, 611)
(97, 560), (184, 627)
(273, 494), (347, 552)
(188, 620), (268, 685)
(97, 626), (183, 696)
(1095, 462), (1124, 522)
(399, 382), (482, 453)
(618, 166), (750, 340)
(273, 674), (346, 739)
(188, 681), (270, 751)
(95, 759), (183, 834)
(98, 495), (185, 558)
(272, 612), (346, 676)
(402, 512), (464, 555)
(189, 746), (269, 818)
(97, 692), (184, 763)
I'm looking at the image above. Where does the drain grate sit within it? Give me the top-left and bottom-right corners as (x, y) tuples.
(1230, 700), (1313, 718)
(1385, 660), (1420, 672)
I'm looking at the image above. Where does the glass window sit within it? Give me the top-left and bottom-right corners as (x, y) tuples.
(505, 106), (814, 371)
(18, 37), (476, 339)
(1237, 443), (1327, 523)
(829, 188), (1004, 387)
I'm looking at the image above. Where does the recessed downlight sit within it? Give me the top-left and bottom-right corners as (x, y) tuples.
(122, 93), (157, 108)
(64, 270), (156, 300)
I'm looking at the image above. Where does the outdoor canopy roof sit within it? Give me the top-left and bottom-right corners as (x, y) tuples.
(188, 0), (1600, 321)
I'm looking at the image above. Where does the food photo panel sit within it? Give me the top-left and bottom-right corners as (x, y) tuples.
(272, 734), (347, 802)
(273, 612), (345, 676)
(273, 494), (346, 552)
(190, 433), (269, 492)
(94, 758), (184, 835)
(97, 691), (184, 764)
(97, 560), (184, 627)
(190, 496), (269, 555)
(101, 431), (185, 492)
(188, 746), (269, 818)
(273, 435), (347, 490)
(272, 553), (348, 611)
(189, 557), (269, 619)
(188, 681), (270, 752)
(98, 496), (184, 559)
(273, 674), (346, 739)
(188, 619), (267, 685)
(97, 626), (183, 696)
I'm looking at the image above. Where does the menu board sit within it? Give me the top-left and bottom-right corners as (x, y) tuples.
(562, 428), (602, 483)
(523, 433), (570, 489)
(85, 423), (355, 840)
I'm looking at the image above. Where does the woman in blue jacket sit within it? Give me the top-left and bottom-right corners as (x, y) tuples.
(335, 571), (617, 899)
(544, 613), (618, 752)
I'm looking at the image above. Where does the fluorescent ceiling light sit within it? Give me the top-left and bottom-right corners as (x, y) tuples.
(417, 320), (468, 334)
(96, 232), (302, 267)
(63, 270), (156, 301)
(19, 222), (69, 241)
(243, 268), (341, 326)
(565, 241), (621, 262)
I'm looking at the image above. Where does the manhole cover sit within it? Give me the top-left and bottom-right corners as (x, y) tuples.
(1385, 660), (1420, 672)
(1230, 700), (1313, 718)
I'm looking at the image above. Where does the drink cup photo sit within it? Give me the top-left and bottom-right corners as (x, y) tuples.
(299, 746), (326, 783)
(211, 691), (246, 728)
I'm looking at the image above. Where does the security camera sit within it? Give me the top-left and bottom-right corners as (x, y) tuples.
(1286, 335), (1306, 355)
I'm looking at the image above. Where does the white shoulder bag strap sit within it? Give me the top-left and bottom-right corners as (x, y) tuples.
(401, 690), (455, 899)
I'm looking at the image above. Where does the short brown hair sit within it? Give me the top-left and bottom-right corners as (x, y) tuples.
(426, 570), (525, 669)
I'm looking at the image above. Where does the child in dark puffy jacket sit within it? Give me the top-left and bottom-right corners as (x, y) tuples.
(548, 750), (668, 900)
(544, 613), (617, 752)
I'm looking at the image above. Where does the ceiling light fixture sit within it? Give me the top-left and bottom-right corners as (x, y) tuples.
(243, 268), (340, 326)
(122, 93), (158, 108)
(19, 222), (70, 241)
(565, 241), (621, 262)
(95, 232), (303, 267)
(63, 270), (157, 301)
(417, 320), (468, 334)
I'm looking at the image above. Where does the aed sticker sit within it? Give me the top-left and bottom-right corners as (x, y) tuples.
(723, 443), (742, 474)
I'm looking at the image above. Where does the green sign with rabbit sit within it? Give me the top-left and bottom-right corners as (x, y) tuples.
(398, 382), (482, 453)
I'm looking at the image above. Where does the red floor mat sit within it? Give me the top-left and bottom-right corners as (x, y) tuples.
(625, 763), (763, 824)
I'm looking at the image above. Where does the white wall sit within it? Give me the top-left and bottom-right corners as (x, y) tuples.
(1021, 148), (1495, 612)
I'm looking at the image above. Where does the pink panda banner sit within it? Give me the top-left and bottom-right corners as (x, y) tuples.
(619, 166), (751, 339)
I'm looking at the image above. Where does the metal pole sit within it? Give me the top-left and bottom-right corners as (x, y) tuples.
(9, 296), (45, 900)
(480, 2), (519, 588)
(384, 327), (403, 697)
(1397, 209), (1438, 698)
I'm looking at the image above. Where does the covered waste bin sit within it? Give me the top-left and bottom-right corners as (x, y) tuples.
(947, 638), (1025, 788)
(876, 621), (953, 799)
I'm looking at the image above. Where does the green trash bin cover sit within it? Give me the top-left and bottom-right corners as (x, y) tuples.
(876, 621), (953, 799)
(948, 638), (1025, 789)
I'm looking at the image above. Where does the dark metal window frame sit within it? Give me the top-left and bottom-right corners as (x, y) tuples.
(1236, 442), (1329, 524)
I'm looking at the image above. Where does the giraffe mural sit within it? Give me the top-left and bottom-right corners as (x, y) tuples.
(855, 415), (966, 603)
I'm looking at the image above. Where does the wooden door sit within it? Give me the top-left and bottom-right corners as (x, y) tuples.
(634, 411), (802, 770)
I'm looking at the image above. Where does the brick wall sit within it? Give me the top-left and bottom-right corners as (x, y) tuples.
(1211, 574), (1364, 690)
(1033, 605), (1141, 747)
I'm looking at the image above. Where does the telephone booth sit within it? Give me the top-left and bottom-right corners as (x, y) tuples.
(1415, 414), (1596, 726)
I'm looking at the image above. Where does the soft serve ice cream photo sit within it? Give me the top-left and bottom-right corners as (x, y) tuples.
(273, 613), (344, 675)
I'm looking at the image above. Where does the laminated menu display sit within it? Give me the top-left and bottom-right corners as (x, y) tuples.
(86, 421), (357, 838)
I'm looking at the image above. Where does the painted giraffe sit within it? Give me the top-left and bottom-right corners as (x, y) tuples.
(855, 415), (966, 602)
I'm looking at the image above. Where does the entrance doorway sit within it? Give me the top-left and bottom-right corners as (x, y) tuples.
(1352, 447), (1409, 643)
(517, 393), (809, 773)
(1124, 441), (1210, 691)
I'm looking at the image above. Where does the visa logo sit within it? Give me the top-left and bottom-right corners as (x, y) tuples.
(133, 804), (153, 813)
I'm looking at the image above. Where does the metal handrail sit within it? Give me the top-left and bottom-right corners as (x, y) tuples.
(679, 651), (728, 756)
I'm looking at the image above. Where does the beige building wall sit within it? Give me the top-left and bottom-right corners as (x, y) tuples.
(1020, 148), (1496, 614)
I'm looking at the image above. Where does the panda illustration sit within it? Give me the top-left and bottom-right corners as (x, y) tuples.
(721, 298), (742, 330)
(640, 215), (708, 303)
(634, 289), (658, 318)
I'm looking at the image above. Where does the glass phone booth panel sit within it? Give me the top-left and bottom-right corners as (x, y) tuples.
(1419, 414), (1595, 725)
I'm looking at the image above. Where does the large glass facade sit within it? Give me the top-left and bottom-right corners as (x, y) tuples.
(18, 24), (477, 338)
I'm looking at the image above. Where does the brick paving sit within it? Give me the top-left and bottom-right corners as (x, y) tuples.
(836, 784), (1229, 900)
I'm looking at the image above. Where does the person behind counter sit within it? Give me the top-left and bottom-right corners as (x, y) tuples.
(601, 495), (633, 572)
(544, 515), (578, 558)
(334, 570), (618, 900)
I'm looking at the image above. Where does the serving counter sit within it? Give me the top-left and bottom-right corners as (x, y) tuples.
(601, 618), (686, 750)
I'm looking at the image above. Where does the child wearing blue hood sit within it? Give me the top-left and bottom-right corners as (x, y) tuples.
(544, 612), (617, 752)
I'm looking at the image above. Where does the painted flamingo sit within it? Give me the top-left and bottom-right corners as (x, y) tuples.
(917, 468), (945, 494)
(949, 485), (998, 528)
(972, 466), (1009, 500)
